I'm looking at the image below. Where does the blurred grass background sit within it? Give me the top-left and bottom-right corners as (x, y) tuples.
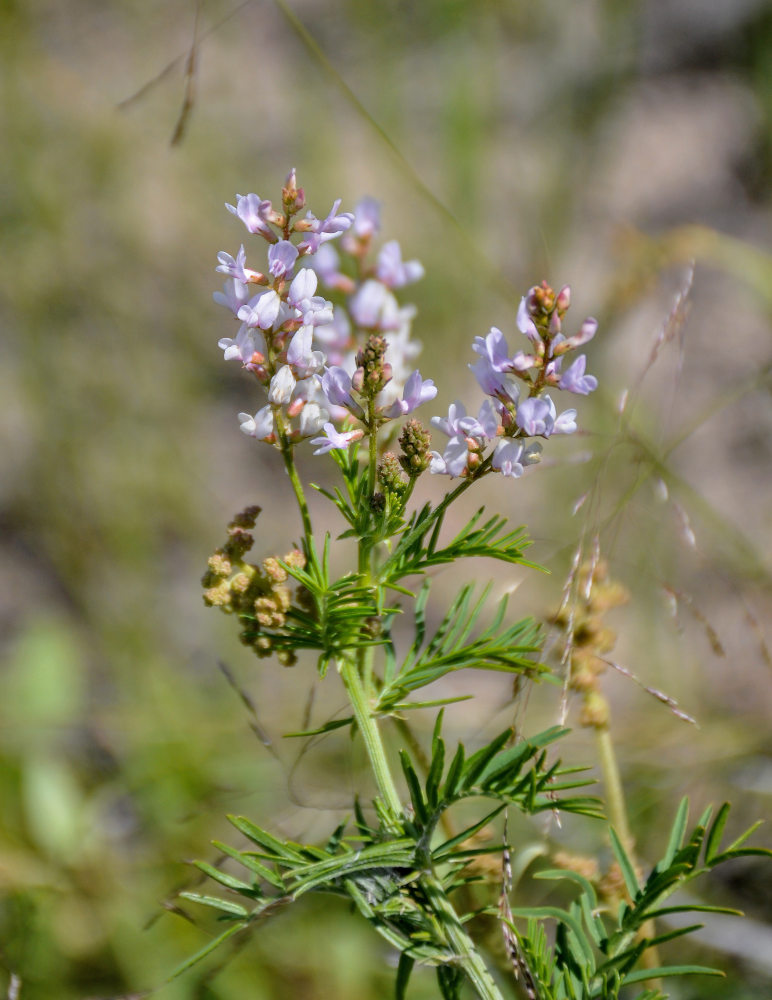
(1, 0), (772, 996)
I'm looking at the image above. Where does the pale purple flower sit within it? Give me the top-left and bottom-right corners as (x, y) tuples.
(429, 436), (470, 478)
(376, 240), (424, 288)
(431, 399), (498, 441)
(470, 357), (511, 398)
(515, 397), (552, 436)
(322, 366), (356, 408)
(268, 240), (299, 279)
(297, 401), (329, 438)
(309, 244), (355, 293)
(352, 197), (380, 239)
(298, 200), (355, 253)
(299, 296), (335, 328)
(552, 404), (577, 435)
(226, 194), (275, 238)
(310, 422), (363, 455)
(287, 326), (325, 377)
(384, 370), (437, 418)
(218, 325), (266, 364)
(288, 268), (318, 305)
(559, 318), (598, 353)
(269, 365), (296, 405)
(349, 279), (396, 329)
(471, 327), (535, 376)
(314, 311), (352, 367)
(238, 290), (282, 330)
(492, 439), (524, 479)
(238, 405), (274, 440)
(472, 327), (511, 372)
(558, 355), (597, 395)
(213, 279), (250, 316)
(516, 396), (577, 437)
(516, 296), (540, 345)
(216, 245), (261, 284)
(471, 399), (500, 438)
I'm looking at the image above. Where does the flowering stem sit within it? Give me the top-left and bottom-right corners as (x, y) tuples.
(276, 421), (315, 554)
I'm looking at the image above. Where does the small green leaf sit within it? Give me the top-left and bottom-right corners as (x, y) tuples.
(400, 751), (428, 824)
(211, 841), (285, 891)
(178, 892), (249, 917)
(660, 797), (690, 869)
(622, 965), (724, 985)
(396, 953), (415, 1000)
(192, 860), (261, 896)
(284, 716), (354, 737)
(608, 826), (640, 899)
(227, 815), (305, 862)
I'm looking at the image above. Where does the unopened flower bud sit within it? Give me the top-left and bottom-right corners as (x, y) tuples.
(378, 452), (408, 494)
(355, 334), (392, 396)
(282, 168), (305, 214)
(556, 285), (571, 314)
(398, 419), (432, 476)
(527, 281), (555, 319)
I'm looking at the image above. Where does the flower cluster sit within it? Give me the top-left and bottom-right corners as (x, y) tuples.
(214, 171), (436, 456)
(429, 282), (598, 481)
(201, 505), (306, 665)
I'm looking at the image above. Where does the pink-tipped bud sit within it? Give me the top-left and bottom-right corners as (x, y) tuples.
(549, 310), (562, 335)
(287, 398), (305, 419)
(556, 285), (571, 313)
(351, 368), (365, 394)
(282, 168), (305, 213)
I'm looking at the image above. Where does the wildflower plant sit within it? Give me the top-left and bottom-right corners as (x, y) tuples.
(190, 171), (770, 999)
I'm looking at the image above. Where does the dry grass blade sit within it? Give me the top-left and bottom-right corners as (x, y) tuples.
(599, 656), (698, 726)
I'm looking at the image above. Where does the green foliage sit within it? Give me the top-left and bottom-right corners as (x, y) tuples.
(379, 501), (536, 588)
(508, 800), (772, 999)
(180, 721), (601, 978)
(378, 581), (545, 713)
(254, 535), (391, 675)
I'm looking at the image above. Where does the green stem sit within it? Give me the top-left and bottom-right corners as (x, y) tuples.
(276, 420), (315, 555)
(339, 656), (505, 1000)
(595, 725), (632, 851)
(421, 873), (506, 1000)
(338, 654), (402, 826)
(596, 721), (662, 978)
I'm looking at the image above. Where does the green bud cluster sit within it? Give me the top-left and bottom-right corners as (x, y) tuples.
(353, 334), (393, 396)
(377, 452), (408, 495)
(201, 506), (305, 665)
(398, 419), (432, 476)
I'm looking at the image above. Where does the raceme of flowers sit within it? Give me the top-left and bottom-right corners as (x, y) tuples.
(429, 282), (598, 481)
(213, 171), (598, 484)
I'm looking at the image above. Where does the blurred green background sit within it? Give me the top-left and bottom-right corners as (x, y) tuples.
(2, 0), (772, 996)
